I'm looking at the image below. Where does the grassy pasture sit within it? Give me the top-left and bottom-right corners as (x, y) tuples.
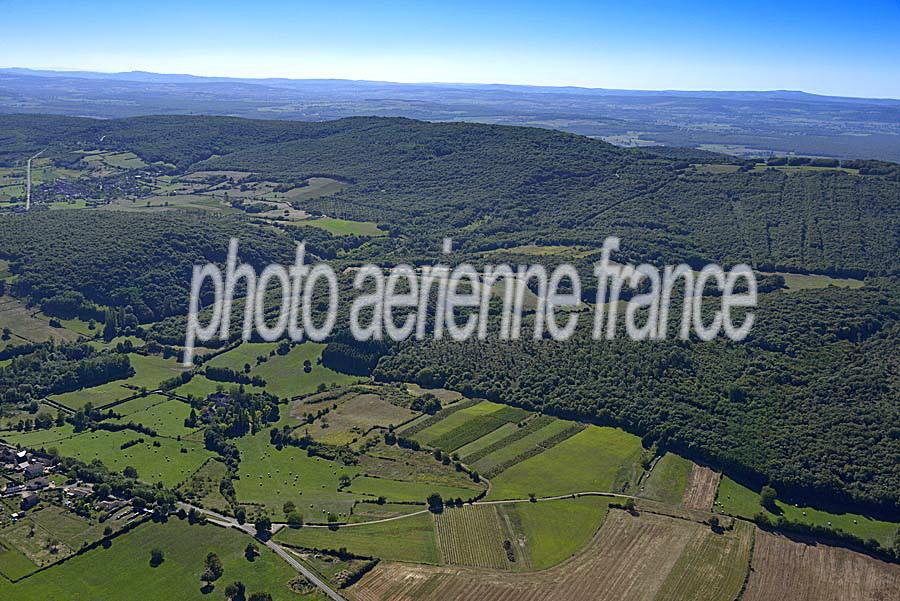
(51, 353), (189, 410)
(301, 217), (384, 237)
(250, 342), (361, 399)
(276, 510), (439, 564)
(455, 422), (518, 460)
(486, 426), (644, 500)
(502, 495), (612, 570)
(0, 505), (135, 574)
(427, 406), (529, 453)
(233, 429), (361, 518)
(0, 536), (37, 580)
(471, 418), (575, 475)
(0, 424), (76, 448)
(301, 392), (416, 445)
(179, 458), (232, 514)
(51, 429), (212, 487)
(206, 342), (279, 370)
(356, 444), (483, 494)
(348, 476), (480, 504)
(716, 476), (898, 547)
(412, 400), (506, 445)
(110, 398), (197, 438)
(173, 375), (264, 400)
(0, 294), (81, 345)
(641, 452), (693, 504)
(759, 271), (865, 291)
(0, 519), (316, 601)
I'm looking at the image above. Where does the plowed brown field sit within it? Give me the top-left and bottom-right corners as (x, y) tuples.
(743, 529), (900, 601)
(682, 464), (721, 511)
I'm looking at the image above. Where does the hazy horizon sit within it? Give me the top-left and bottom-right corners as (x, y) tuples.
(3, 0), (899, 98)
(4, 65), (899, 102)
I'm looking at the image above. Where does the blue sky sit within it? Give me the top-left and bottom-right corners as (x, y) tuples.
(2, 0), (899, 98)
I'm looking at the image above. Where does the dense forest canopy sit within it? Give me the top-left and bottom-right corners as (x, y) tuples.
(1, 114), (898, 275)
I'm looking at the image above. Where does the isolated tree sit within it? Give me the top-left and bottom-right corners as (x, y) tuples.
(225, 581), (246, 601)
(287, 512), (304, 528)
(123, 466), (138, 479)
(202, 552), (224, 585)
(254, 516), (272, 538)
(282, 501), (296, 515)
(708, 515), (720, 530)
(759, 485), (778, 511)
(426, 493), (444, 514)
(150, 548), (164, 567)
(103, 525), (113, 537)
(235, 506), (247, 525)
(244, 543), (259, 561)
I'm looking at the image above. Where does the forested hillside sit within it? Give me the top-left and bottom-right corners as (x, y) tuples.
(0, 113), (898, 516)
(1, 114), (898, 275)
(376, 286), (900, 513)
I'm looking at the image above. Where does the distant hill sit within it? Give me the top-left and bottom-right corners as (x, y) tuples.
(2, 68), (900, 162)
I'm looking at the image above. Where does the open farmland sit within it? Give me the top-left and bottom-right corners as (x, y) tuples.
(681, 464), (721, 510)
(409, 400), (525, 451)
(716, 476), (899, 547)
(51, 353), (189, 410)
(276, 510), (439, 564)
(49, 429), (213, 487)
(0, 294), (81, 346)
(742, 529), (900, 601)
(233, 429), (362, 518)
(355, 443), (485, 497)
(299, 391), (416, 445)
(109, 397), (198, 438)
(641, 452), (693, 505)
(486, 426), (644, 500)
(471, 418), (581, 477)
(347, 510), (752, 601)
(426, 406), (529, 453)
(348, 476), (480, 504)
(0, 519), (319, 601)
(434, 504), (513, 569)
(500, 495), (612, 570)
(249, 342), (361, 398)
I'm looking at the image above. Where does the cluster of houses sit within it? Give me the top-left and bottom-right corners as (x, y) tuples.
(1, 443), (55, 511)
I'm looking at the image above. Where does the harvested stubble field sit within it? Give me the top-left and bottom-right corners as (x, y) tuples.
(434, 505), (514, 570)
(347, 509), (752, 601)
(742, 529), (900, 601)
(681, 464), (721, 510)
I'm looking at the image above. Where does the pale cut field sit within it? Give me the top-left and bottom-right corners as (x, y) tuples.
(743, 529), (900, 601)
(681, 464), (721, 510)
(348, 509), (751, 601)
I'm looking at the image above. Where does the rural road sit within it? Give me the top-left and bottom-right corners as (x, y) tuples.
(177, 503), (347, 601)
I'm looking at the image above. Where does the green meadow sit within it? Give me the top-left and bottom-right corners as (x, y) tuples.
(276, 510), (439, 564)
(0, 519), (319, 601)
(486, 426), (644, 500)
(716, 476), (898, 547)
